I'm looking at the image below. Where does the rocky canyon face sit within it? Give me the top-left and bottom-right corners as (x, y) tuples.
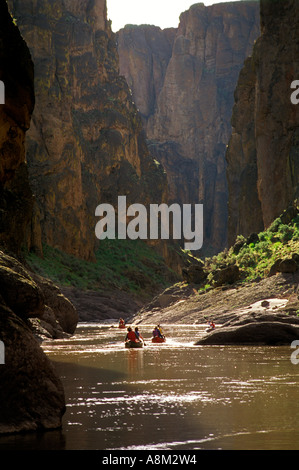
(226, 0), (299, 247)
(0, 0), (68, 434)
(8, 0), (167, 261)
(117, 2), (260, 255)
(0, 0), (34, 254)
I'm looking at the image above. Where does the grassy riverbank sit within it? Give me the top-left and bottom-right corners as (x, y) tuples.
(24, 239), (177, 300)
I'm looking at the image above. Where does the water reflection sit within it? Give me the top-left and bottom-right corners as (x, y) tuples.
(0, 323), (299, 450)
(127, 350), (144, 375)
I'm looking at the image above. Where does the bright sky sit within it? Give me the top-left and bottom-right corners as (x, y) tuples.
(107, 0), (236, 32)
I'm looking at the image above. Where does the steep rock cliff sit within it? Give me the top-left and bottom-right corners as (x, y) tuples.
(226, 0), (299, 246)
(117, 25), (176, 126)
(8, 0), (167, 261)
(117, 2), (260, 255)
(0, 0), (67, 434)
(0, 0), (34, 255)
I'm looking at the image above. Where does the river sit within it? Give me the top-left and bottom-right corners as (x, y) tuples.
(1, 322), (299, 451)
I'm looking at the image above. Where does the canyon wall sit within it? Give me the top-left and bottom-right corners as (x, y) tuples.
(117, 2), (260, 255)
(0, 0), (34, 255)
(226, 0), (299, 246)
(8, 0), (167, 261)
(0, 0), (68, 434)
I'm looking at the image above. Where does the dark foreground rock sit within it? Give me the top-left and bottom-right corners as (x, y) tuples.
(0, 0), (72, 435)
(0, 251), (78, 339)
(0, 303), (65, 434)
(31, 273), (78, 335)
(195, 320), (299, 346)
(0, 251), (78, 433)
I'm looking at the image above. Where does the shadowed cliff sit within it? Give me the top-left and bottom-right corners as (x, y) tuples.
(0, 0), (69, 435)
(226, 0), (299, 246)
(0, 0), (34, 255)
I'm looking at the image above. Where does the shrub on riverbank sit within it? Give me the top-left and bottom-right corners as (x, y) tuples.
(203, 206), (299, 287)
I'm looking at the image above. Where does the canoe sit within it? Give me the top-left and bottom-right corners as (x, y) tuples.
(119, 324), (126, 329)
(152, 336), (166, 343)
(125, 340), (143, 349)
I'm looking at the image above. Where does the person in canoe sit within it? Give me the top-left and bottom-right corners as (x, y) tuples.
(157, 324), (165, 338)
(206, 321), (216, 332)
(152, 325), (164, 339)
(125, 327), (143, 348)
(152, 325), (166, 343)
(119, 318), (125, 328)
(134, 327), (145, 345)
(152, 326), (159, 338)
(125, 327), (137, 341)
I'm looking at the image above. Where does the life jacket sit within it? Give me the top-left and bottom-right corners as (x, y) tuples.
(127, 330), (137, 342)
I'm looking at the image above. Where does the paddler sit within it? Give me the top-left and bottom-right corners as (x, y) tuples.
(135, 327), (145, 345)
(125, 326), (138, 342)
(157, 324), (165, 338)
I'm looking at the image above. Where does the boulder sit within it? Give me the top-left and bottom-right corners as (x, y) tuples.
(211, 265), (240, 287)
(28, 306), (67, 340)
(182, 263), (207, 284)
(0, 252), (44, 319)
(280, 206), (298, 225)
(0, 304), (66, 434)
(195, 320), (299, 346)
(31, 273), (78, 335)
(278, 259), (298, 273)
(246, 233), (259, 245)
(0, 251), (78, 335)
(269, 258), (298, 276)
(232, 239), (245, 255)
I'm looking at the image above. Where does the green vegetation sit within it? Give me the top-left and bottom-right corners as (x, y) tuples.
(24, 207), (299, 298)
(204, 210), (299, 285)
(25, 239), (176, 300)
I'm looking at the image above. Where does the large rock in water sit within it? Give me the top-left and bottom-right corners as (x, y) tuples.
(0, 251), (78, 336)
(196, 312), (299, 346)
(30, 272), (78, 335)
(0, 304), (65, 434)
(0, 253), (44, 319)
(0, 252), (73, 432)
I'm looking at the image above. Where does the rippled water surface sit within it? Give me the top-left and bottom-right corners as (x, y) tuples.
(1, 323), (299, 450)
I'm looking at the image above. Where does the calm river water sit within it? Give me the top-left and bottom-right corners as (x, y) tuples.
(1, 322), (299, 451)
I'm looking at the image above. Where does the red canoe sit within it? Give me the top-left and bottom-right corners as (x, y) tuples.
(152, 336), (166, 343)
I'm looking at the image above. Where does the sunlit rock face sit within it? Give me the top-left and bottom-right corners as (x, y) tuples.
(117, 2), (260, 255)
(8, 0), (167, 261)
(226, 0), (299, 246)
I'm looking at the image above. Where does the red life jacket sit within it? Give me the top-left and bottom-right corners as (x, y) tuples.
(127, 331), (137, 342)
